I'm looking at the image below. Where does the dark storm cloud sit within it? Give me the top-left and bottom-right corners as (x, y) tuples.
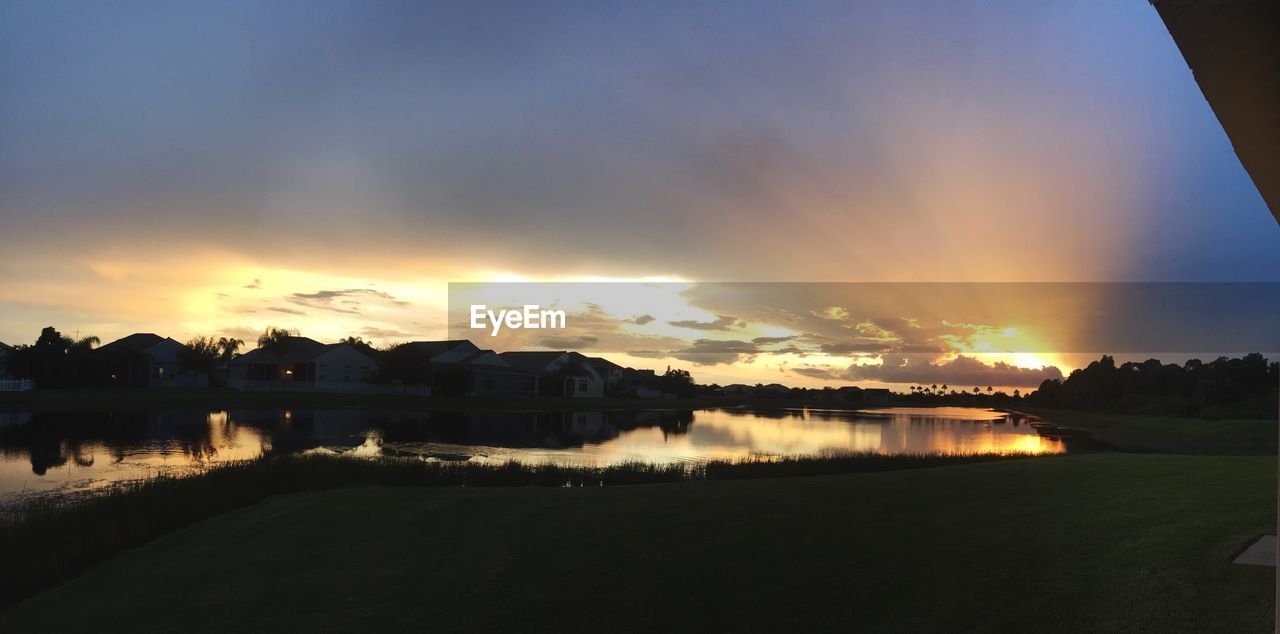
(539, 335), (599, 349)
(3, 1), (1280, 347)
(830, 355), (1063, 388)
(670, 339), (762, 365)
(287, 288), (406, 314)
(668, 315), (739, 331)
(6, 0), (1275, 289)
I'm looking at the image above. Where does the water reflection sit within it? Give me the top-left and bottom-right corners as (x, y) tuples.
(0, 407), (1073, 502)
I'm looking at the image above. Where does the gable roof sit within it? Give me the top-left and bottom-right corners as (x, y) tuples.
(0, 341), (11, 352)
(231, 336), (329, 365)
(98, 333), (165, 354)
(398, 340), (476, 358)
(432, 349), (527, 371)
(498, 351), (570, 372)
(585, 356), (625, 372)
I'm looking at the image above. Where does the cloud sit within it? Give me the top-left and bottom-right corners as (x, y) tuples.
(751, 335), (796, 345)
(630, 314), (656, 325)
(792, 367), (840, 380)
(244, 278), (262, 290)
(360, 326), (420, 341)
(827, 354), (1063, 387)
(287, 288), (407, 314)
(819, 341), (890, 354)
(668, 315), (739, 331)
(538, 335), (599, 349)
(267, 307), (307, 316)
(671, 339), (761, 365)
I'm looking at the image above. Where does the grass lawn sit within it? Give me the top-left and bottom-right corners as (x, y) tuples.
(1, 453), (1273, 633)
(1020, 408), (1277, 454)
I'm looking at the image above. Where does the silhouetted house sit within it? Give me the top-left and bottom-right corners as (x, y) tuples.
(429, 348), (538, 398)
(825, 386), (891, 405)
(863, 388), (891, 405)
(379, 340), (477, 386)
(721, 384), (753, 396)
(615, 367), (674, 399)
(499, 351), (604, 398)
(585, 356), (626, 390)
(754, 383), (791, 398)
(379, 340), (535, 397)
(229, 337), (377, 390)
(0, 341), (10, 379)
(97, 333), (206, 387)
(834, 386), (864, 402)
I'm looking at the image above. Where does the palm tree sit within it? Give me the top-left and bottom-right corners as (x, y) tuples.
(216, 336), (244, 366)
(986, 386), (993, 394)
(64, 335), (99, 384)
(257, 327), (297, 350)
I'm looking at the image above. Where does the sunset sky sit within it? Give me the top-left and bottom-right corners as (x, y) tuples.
(2, 0), (1278, 388)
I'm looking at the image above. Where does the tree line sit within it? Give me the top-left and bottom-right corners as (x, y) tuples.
(1025, 353), (1278, 419)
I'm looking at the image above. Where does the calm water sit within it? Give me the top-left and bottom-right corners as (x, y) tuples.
(0, 407), (1075, 503)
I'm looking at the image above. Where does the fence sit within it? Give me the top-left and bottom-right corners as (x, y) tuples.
(0, 379), (33, 392)
(227, 380), (431, 397)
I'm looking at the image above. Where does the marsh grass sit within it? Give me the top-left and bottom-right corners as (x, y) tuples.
(0, 451), (1025, 607)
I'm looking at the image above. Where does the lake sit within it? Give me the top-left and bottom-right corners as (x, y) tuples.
(0, 407), (1080, 504)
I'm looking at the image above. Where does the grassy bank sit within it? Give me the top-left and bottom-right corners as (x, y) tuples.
(0, 452), (1022, 607)
(1019, 407), (1276, 454)
(2, 453), (1273, 633)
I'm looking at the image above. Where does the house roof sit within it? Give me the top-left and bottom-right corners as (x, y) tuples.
(433, 349), (530, 372)
(1153, 0), (1280, 223)
(231, 336), (329, 365)
(98, 333), (165, 354)
(0, 341), (11, 352)
(233, 338), (379, 367)
(585, 356), (625, 372)
(398, 340), (476, 358)
(498, 351), (570, 372)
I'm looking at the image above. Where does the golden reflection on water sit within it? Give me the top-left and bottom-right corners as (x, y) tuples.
(0, 407), (1065, 501)
(469, 407), (1064, 467)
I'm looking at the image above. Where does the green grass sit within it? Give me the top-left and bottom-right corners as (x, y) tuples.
(1020, 408), (1276, 454)
(1, 453), (1273, 633)
(0, 452), (1023, 606)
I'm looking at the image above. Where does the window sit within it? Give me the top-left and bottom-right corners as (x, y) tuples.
(577, 379), (588, 393)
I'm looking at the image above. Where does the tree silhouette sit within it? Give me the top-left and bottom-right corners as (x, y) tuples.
(216, 337), (245, 366)
(257, 327), (298, 350)
(180, 336), (221, 373)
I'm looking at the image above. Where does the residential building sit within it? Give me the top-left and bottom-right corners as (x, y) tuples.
(97, 333), (207, 387)
(229, 337), (377, 389)
(499, 351), (604, 398)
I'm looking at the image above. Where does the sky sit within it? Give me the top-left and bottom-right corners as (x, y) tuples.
(2, 0), (1278, 388)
